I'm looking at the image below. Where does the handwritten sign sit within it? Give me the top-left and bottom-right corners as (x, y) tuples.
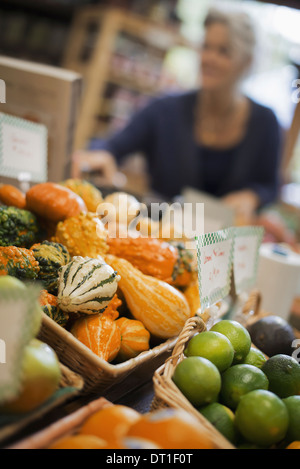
(0, 113), (47, 182)
(233, 226), (264, 294)
(196, 228), (234, 310)
(0, 285), (41, 405)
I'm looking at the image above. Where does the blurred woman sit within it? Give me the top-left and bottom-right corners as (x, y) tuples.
(72, 7), (282, 221)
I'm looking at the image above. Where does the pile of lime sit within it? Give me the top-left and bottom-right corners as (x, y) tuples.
(172, 319), (300, 449)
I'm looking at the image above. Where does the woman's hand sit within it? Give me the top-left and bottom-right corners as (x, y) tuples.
(72, 150), (118, 185)
(222, 190), (260, 223)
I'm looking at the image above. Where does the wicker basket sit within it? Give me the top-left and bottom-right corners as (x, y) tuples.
(0, 362), (84, 446)
(151, 315), (236, 449)
(38, 313), (179, 396)
(6, 397), (112, 449)
(38, 297), (230, 396)
(151, 290), (268, 450)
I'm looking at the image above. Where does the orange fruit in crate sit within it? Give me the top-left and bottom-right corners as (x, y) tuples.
(49, 434), (109, 449)
(286, 441), (300, 449)
(79, 405), (141, 441)
(104, 437), (161, 449)
(126, 408), (215, 449)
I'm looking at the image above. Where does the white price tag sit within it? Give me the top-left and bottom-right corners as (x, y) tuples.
(233, 227), (264, 294)
(0, 113), (47, 183)
(196, 228), (235, 310)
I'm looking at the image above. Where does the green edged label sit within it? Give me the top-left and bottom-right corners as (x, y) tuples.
(0, 112), (47, 182)
(233, 226), (264, 294)
(196, 228), (235, 310)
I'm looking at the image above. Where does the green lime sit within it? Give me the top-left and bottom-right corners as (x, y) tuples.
(283, 396), (300, 442)
(220, 364), (269, 410)
(210, 320), (251, 364)
(235, 390), (289, 447)
(185, 331), (234, 372)
(198, 402), (238, 444)
(261, 354), (300, 398)
(172, 357), (221, 407)
(242, 347), (267, 369)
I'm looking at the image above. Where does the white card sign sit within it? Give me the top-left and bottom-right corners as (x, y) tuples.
(196, 228), (235, 311)
(0, 113), (47, 182)
(233, 226), (264, 294)
(0, 285), (41, 405)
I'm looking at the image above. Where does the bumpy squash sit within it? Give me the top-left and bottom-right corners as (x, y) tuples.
(39, 290), (69, 327)
(71, 308), (121, 362)
(57, 256), (120, 315)
(26, 182), (87, 223)
(60, 179), (103, 213)
(0, 185), (26, 209)
(116, 317), (150, 362)
(52, 212), (108, 258)
(0, 206), (42, 248)
(106, 255), (192, 339)
(31, 241), (71, 294)
(107, 237), (195, 287)
(0, 246), (40, 280)
(172, 243), (196, 287)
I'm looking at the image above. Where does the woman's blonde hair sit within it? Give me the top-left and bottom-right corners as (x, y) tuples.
(204, 6), (257, 67)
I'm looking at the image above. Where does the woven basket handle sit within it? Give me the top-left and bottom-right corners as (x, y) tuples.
(242, 289), (261, 318)
(164, 316), (207, 377)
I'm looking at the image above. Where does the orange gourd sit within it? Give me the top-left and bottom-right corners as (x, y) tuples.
(26, 182), (87, 223)
(0, 246), (40, 279)
(0, 185), (26, 209)
(105, 255), (192, 339)
(107, 237), (195, 287)
(286, 442), (300, 449)
(39, 289), (69, 327)
(104, 294), (122, 316)
(71, 307), (121, 362)
(52, 212), (108, 258)
(116, 317), (150, 361)
(183, 275), (201, 316)
(60, 179), (104, 212)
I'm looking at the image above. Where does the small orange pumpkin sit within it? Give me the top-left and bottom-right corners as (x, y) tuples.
(116, 317), (150, 362)
(26, 182), (87, 223)
(0, 184), (26, 209)
(71, 308), (121, 362)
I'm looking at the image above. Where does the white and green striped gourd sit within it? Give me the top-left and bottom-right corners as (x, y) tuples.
(57, 256), (120, 315)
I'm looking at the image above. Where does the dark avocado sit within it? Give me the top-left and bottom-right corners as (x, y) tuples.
(247, 315), (296, 357)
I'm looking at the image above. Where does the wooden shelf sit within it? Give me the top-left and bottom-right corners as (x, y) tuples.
(106, 76), (159, 97)
(63, 6), (194, 150)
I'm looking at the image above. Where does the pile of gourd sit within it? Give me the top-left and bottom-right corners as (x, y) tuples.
(0, 180), (200, 364)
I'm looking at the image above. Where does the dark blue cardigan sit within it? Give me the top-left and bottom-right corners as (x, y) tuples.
(91, 90), (282, 205)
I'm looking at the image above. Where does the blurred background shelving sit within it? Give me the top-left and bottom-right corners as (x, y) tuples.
(0, 0), (300, 195)
(62, 6), (195, 151)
